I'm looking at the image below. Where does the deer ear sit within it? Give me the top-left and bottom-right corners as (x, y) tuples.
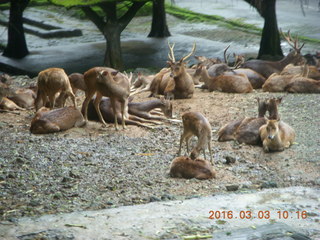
(111, 71), (118, 76)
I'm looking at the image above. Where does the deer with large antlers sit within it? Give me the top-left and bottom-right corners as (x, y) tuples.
(163, 42), (196, 99)
(241, 30), (305, 78)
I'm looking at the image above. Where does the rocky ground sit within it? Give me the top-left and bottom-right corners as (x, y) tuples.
(1, 75), (319, 223)
(0, 3), (319, 239)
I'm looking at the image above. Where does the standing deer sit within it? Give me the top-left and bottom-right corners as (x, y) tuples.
(169, 156), (216, 180)
(82, 67), (131, 130)
(241, 30), (305, 78)
(259, 119), (295, 152)
(163, 42), (196, 99)
(178, 112), (213, 164)
(35, 68), (76, 111)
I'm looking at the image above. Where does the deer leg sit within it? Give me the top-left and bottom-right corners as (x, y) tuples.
(48, 93), (56, 109)
(208, 140), (213, 165)
(202, 149), (207, 160)
(93, 93), (107, 127)
(110, 98), (119, 130)
(82, 90), (95, 122)
(178, 134), (185, 156)
(120, 100), (127, 130)
(67, 90), (77, 109)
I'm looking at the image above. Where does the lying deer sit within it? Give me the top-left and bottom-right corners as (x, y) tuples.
(262, 73), (295, 92)
(7, 88), (36, 109)
(241, 30), (305, 78)
(30, 106), (85, 134)
(218, 97), (282, 145)
(35, 68), (76, 111)
(169, 156), (216, 180)
(0, 97), (24, 111)
(259, 119), (296, 152)
(281, 64), (320, 80)
(82, 67), (131, 130)
(84, 96), (171, 128)
(199, 65), (253, 93)
(165, 42), (196, 99)
(178, 112), (213, 164)
(285, 77), (320, 93)
(130, 72), (154, 96)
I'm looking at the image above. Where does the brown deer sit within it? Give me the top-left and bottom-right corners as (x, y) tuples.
(259, 119), (296, 152)
(262, 73), (295, 92)
(82, 67), (131, 130)
(84, 97), (170, 128)
(178, 112), (213, 164)
(241, 30), (305, 78)
(130, 72), (154, 96)
(218, 97), (282, 145)
(30, 106), (85, 134)
(169, 156), (216, 180)
(199, 65), (253, 93)
(163, 42), (196, 99)
(281, 64), (320, 80)
(68, 73), (86, 94)
(232, 68), (266, 89)
(35, 68), (76, 111)
(285, 77), (320, 93)
(7, 88), (36, 109)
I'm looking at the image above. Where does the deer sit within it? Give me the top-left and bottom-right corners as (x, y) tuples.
(163, 42), (196, 99)
(84, 96), (170, 128)
(241, 30), (305, 78)
(30, 106), (86, 134)
(178, 112), (213, 164)
(7, 88), (36, 109)
(218, 97), (282, 145)
(281, 64), (320, 80)
(169, 156), (216, 180)
(0, 97), (24, 111)
(262, 73), (295, 92)
(35, 68), (76, 111)
(259, 119), (296, 152)
(130, 72), (154, 96)
(285, 77), (320, 93)
(199, 65), (253, 93)
(149, 68), (171, 97)
(82, 67), (131, 130)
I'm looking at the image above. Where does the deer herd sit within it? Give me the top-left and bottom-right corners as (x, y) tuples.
(1, 30), (319, 180)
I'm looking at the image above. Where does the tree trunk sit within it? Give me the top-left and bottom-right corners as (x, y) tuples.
(3, 0), (29, 58)
(104, 24), (123, 70)
(148, 0), (171, 37)
(257, 0), (283, 59)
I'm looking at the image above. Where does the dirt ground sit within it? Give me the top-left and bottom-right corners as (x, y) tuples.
(0, 3), (319, 225)
(0, 74), (319, 221)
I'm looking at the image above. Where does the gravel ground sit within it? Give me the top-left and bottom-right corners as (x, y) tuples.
(0, 4), (319, 224)
(0, 75), (319, 221)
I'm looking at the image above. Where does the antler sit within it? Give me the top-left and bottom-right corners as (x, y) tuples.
(280, 29), (305, 52)
(168, 41), (175, 62)
(223, 44), (231, 64)
(180, 42), (196, 62)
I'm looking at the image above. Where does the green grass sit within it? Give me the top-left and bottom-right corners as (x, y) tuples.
(165, 4), (320, 44)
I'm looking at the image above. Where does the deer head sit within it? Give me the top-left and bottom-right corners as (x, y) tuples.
(167, 42), (196, 78)
(280, 30), (305, 65)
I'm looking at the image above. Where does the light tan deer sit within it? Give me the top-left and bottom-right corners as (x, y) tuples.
(169, 156), (216, 180)
(30, 106), (85, 134)
(281, 64), (320, 80)
(0, 97), (24, 111)
(7, 88), (36, 109)
(199, 65), (253, 93)
(259, 119), (295, 152)
(262, 73), (295, 92)
(82, 67), (131, 130)
(178, 112), (213, 164)
(241, 30), (305, 78)
(163, 42), (196, 99)
(35, 68), (76, 111)
(285, 77), (320, 93)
